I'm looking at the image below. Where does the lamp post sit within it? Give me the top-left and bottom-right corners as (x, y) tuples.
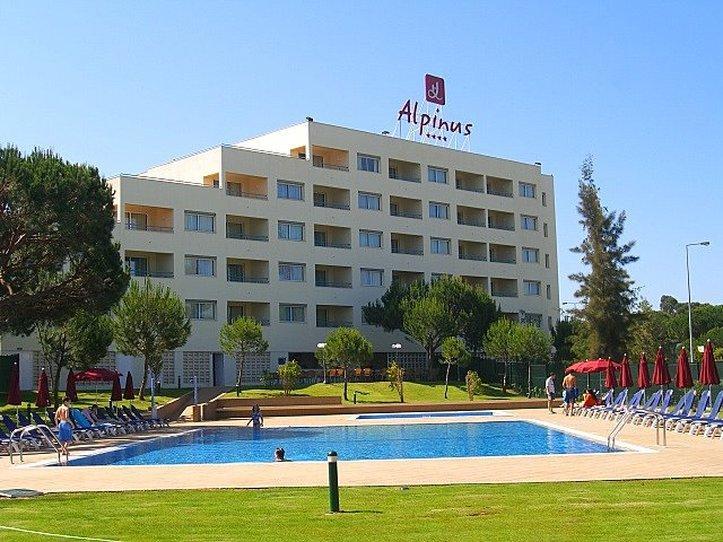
(686, 241), (710, 376)
(317, 342), (328, 384)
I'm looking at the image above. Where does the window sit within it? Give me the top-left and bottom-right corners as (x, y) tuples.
(360, 268), (383, 287)
(429, 202), (449, 219)
(358, 191), (381, 210)
(543, 222), (549, 237)
(521, 247), (539, 263)
(125, 212), (147, 230)
(430, 237), (450, 255)
(277, 180), (304, 200)
(313, 192), (325, 206)
(519, 182), (536, 198)
(184, 256), (215, 276)
(523, 280), (541, 296)
(431, 273), (449, 282)
(278, 263), (305, 282)
(546, 284), (552, 300)
(278, 221), (304, 241)
(125, 257), (148, 277)
(357, 154), (380, 173)
(359, 230), (382, 248)
(228, 304), (244, 323)
(545, 253), (550, 269)
(428, 166), (448, 184)
(185, 211), (215, 233)
(185, 300), (216, 320)
(521, 215), (538, 231)
(279, 304), (305, 323)
(227, 263), (244, 282)
(542, 192), (547, 206)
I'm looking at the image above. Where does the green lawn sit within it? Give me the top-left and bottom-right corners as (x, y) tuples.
(0, 389), (189, 415)
(226, 381), (522, 403)
(0, 479), (720, 541)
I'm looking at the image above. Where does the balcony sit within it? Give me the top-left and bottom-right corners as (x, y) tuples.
(389, 195), (423, 219)
(486, 176), (514, 198)
(313, 185), (350, 210)
(392, 270), (425, 286)
(489, 244), (517, 264)
(391, 233), (424, 256)
(227, 301), (271, 326)
(226, 215), (269, 241)
(124, 204), (174, 233)
(316, 305), (354, 328)
(225, 172), (268, 200)
(315, 265), (352, 289)
(455, 170), (485, 193)
(314, 225), (351, 249)
(457, 205), (485, 228)
(203, 173), (220, 188)
(389, 158), (421, 183)
(226, 258), (269, 284)
(487, 210), (516, 231)
(125, 251), (174, 279)
(461, 275), (489, 292)
(458, 240), (487, 261)
(310, 145), (349, 171)
(491, 278), (518, 298)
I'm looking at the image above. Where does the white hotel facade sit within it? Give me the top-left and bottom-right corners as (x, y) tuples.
(3, 120), (559, 389)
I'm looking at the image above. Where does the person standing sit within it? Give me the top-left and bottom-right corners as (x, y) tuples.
(544, 373), (556, 414)
(562, 372), (578, 416)
(54, 397), (73, 463)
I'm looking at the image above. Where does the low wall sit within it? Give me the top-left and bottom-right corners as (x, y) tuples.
(215, 396), (342, 407)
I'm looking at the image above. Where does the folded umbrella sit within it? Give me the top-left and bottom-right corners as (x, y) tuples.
(637, 352), (651, 389)
(66, 369), (79, 402)
(619, 354), (633, 388)
(7, 362), (21, 406)
(604, 358), (618, 389)
(652, 346), (671, 386)
(675, 347), (693, 389)
(111, 373), (123, 402)
(35, 369), (50, 408)
(123, 371), (135, 400)
(699, 339), (720, 388)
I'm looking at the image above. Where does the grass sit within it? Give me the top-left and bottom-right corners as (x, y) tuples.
(0, 479), (720, 541)
(225, 381), (522, 403)
(0, 389), (190, 415)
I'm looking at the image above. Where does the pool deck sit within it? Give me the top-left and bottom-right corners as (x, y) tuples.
(1, 408), (721, 493)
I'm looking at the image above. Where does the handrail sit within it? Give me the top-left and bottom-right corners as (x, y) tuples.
(607, 410), (634, 451)
(11, 424), (62, 464)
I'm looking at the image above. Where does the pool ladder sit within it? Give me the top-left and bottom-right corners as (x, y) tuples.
(606, 410), (667, 451)
(9, 424), (62, 465)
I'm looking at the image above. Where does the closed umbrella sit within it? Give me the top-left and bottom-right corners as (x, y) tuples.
(123, 372), (135, 400)
(6, 362), (21, 407)
(110, 373), (123, 403)
(604, 358), (618, 389)
(652, 346), (671, 388)
(699, 339), (720, 390)
(675, 347), (693, 389)
(619, 354), (633, 388)
(35, 369), (50, 408)
(637, 352), (651, 389)
(66, 369), (78, 402)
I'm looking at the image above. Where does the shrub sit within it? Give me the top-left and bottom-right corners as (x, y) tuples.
(278, 360), (302, 396)
(465, 370), (483, 401)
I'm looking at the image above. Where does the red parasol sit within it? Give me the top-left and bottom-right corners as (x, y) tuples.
(651, 346), (671, 386)
(637, 352), (651, 389)
(6, 362), (21, 406)
(619, 354), (633, 388)
(66, 369), (78, 402)
(566, 358), (621, 374)
(699, 340), (720, 386)
(604, 358), (618, 389)
(74, 368), (120, 382)
(110, 372), (123, 402)
(123, 372), (135, 400)
(674, 347), (693, 389)
(35, 369), (50, 408)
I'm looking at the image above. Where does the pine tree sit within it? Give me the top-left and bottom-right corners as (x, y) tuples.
(569, 156), (638, 358)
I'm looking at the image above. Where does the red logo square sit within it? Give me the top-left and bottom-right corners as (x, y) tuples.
(425, 74), (445, 105)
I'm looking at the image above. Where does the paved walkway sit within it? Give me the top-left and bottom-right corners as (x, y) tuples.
(1, 408), (721, 493)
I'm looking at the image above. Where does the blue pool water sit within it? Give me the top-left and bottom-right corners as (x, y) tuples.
(357, 411), (496, 420)
(66, 421), (613, 466)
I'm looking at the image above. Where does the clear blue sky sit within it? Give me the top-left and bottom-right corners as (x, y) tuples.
(1, 1), (721, 307)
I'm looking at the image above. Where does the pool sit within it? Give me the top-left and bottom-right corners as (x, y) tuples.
(356, 411), (498, 420)
(65, 420), (615, 466)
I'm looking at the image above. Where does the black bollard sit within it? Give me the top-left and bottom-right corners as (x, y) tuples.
(327, 451), (340, 512)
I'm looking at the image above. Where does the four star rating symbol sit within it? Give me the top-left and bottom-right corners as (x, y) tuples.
(425, 133), (448, 141)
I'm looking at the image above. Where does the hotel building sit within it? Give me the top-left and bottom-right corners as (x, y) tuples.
(2, 120), (559, 389)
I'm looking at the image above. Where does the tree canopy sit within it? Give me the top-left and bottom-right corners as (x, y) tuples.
(219, 316), (268, 392)
(323, 327), (373, 401)
(0, 146), (128, 335)
(440, 336), (471, 398)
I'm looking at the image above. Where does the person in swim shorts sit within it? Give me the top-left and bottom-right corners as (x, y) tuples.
(562, 373), (578, 416)
(54, 397), (73, 461)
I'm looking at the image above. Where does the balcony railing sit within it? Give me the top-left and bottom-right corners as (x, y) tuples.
(229, 316), (270, 326)
(487, 188), (513, 198)
(317, 320), (353, 328)
(313, 163), (349, 171)
(490, 256), (516, 264)
(491, 290), (518, 298)
(314, 240), (351, 249)
(227, 275), (270, 284)
(457, 218), (485, 227)
(456, 183), (484, 193)
(459, 253), (487, 262)
(225, 186), (268, 200)
(314, 200), (350, 210)
(226, 229), (269, 241)
(391, 247), (424, 256)
(126, 222), (174, 233)
(389, 171), (421, 183)
(315, 279), (352, 288)
(129, 270), (174, 278)
(488, 222), (515, 231)
(390, 209), (422, 219)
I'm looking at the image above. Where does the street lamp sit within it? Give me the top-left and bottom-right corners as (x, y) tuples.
(686, 241), (710, 374)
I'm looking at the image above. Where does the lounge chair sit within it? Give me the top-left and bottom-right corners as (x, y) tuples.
(83, 408), (127, 435)
(672, 391), (711, 432)
(656, 389), (695, 430)
(0, 427), (25, 454)
(70, 408), (110, 438)
(102, 407), (146, 431)
(130, 404), (170, 427)
(595, 389), (629, 420)
(685, 391), (723, 436)
(609, 389), (645, 421)
(630, 390), (663, 424)
(123, 406), (160, 429)
(582, 389), (613, 417)
(1, 415), (43, 449)
(638, 389), (674, 426)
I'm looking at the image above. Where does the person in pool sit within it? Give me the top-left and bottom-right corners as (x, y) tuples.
(274, 447), (287, 462)
(246, 404), (264, 428)
(54, 397), (73, 461)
